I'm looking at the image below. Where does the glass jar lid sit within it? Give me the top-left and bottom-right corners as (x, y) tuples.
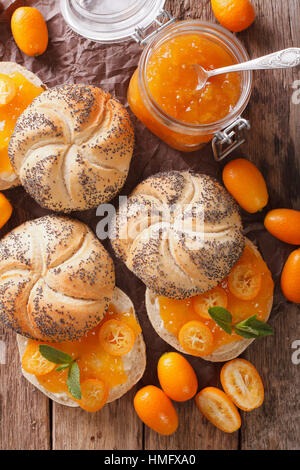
(60, 0), (167, 43)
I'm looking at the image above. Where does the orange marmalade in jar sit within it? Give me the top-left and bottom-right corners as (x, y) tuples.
(128, 21), (253, 152)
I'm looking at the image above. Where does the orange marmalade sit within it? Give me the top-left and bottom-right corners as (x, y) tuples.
(23, 304), (141, 400)
(158, 245), (274, 355)
(0, 73), (43, 176)
(128, 30), (243, 151)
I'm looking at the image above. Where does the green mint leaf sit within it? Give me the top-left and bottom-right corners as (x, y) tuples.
(55, 364), (71, 372)
(39, 345), (73, 365)
(234, 315), (274, 339)
(67, 362), (81, 400)
(208, 306), (233, 335)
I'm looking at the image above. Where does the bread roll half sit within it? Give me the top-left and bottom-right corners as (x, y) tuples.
(145, 239), (273, 362)
(0, 62), (45, 190)
(17, 287), (146, 407)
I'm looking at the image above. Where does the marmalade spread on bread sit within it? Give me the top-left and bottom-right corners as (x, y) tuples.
(0, 73), (43, 176)
(22, 304), (141, 411)
(158, 245), (274, 356)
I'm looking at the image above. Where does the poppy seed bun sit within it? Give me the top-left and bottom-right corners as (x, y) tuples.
(0, 62), (45, 190)
(17, 287), (146, 407)
(0, 215), (115, 342)
(8, 84), (134, 212)
(110, 171), (244, 299)
(145, 239), (273, 362)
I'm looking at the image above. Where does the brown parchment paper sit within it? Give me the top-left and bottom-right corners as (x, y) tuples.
(0, 0), (294, 388)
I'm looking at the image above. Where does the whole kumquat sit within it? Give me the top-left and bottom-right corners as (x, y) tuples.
(222, 158), (269, 213)
(264, 209), (300, 245)
(11, 7), (48, 57)
(0, 193), (13, 229)
(211, 0), (255, 33)
(195, 387), (241, 433)
(157, 352), (198, 402)
(134, 385), (178, 435)
(221, 359), (264, 411)
(281, 248), (300, 303)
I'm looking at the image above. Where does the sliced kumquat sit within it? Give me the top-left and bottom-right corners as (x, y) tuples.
(98, 319), (135, 356)
(221, 359), (264, 411)
(228, 264), (262, 301)
(22, 340), (56, 376)
(195, 387), (241, 433)
(157, 352), (198, 402)
(192, 287), (228, 320)
(75, 379), (109, 412)
(178, 320), (214, 357)
(134, 385), (178, 435)
(0, 74), (16, 106)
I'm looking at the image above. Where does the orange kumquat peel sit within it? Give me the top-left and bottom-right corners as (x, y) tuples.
(178, 321), (214, 357)
(0, 193), (13, 229)
(22, 340), (56, 376)
(74, 379), (109, 412)
(134, 385), (178, 435)
(195, 387), (241, 433)
(98, 319), (135, 356)
(157, 352), (198, 402)
(221, 359), (264, 411)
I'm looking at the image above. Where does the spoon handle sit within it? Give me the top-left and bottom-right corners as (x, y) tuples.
(209, 48), (300, 77)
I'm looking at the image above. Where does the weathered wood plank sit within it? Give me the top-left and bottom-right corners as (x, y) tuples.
(52, 389), (143, 450)
(0, 329), (50, 450)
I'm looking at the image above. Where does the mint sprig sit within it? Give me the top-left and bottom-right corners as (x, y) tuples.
(208, 307), (232, 335)
(234, 315), (274, 338)
(208, 307), (274, 339)
(39, 345), (81, 400)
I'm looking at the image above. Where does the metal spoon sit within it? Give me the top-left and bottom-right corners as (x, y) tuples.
(194, 47), (300, 91)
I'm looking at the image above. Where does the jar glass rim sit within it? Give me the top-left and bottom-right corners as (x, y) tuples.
(138, 20), (253, 135)
(72, 0), (148, 22)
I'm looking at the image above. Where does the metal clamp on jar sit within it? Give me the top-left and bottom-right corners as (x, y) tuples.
(60, 0), (253, 160)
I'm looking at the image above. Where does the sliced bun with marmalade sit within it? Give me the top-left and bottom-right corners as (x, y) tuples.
(110, 170), (274, 362)
(0, 62), (45, 190)
(146, 239), (274, 362)
(17, 287), (146, 407)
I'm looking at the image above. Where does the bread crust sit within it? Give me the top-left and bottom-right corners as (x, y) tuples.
(17, 287), (146, 407)
(0, 62), (45, 190)
(111, 171), (244, 299)
(145, 239), (273, 362)
(0, 215), (115, 342)
(9, 84), (134, 212)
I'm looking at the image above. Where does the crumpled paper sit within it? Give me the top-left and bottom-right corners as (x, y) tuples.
(0, 0), (293, 386)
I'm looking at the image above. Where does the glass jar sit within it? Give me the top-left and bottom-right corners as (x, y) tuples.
(128, 20), (253, 153)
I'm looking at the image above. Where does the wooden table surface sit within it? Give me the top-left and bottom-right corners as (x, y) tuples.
(0, 0), (299, 451)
